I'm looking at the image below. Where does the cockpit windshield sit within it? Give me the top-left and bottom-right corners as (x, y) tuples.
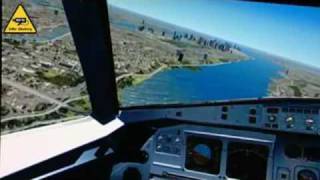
(107, 0), (320, 107)
(1, 0), (319, 135)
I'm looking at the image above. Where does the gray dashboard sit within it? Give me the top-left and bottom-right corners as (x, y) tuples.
(114, 100), (320, 179)
(111, 125), (320, 180)
(148, 125), (275, 180)
(121, 101), (320, 135)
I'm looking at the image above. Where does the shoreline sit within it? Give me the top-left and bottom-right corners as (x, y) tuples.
(117, 58), (246, 89)
(267, 66), (320, 98)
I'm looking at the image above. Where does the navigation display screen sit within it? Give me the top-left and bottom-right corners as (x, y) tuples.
(107, 0), (320, 107)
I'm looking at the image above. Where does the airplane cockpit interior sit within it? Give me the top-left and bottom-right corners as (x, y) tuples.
(1, 0), (320, 180)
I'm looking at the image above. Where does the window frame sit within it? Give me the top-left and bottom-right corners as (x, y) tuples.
(62, 0), (119, 124)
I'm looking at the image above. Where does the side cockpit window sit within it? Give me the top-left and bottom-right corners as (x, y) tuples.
(2, 0), (91, 135)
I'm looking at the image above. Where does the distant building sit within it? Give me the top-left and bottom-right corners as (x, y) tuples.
(203, 54), (208, 60)
(147, 27), (154, 34)
(22, 68), (35, 74)
(22, 55), (30, 59)
(31, 64), (40, 69)
(176, 50), (184, 62)
(40, 61), (53, 68)
(59, 61), (77, 69)
(59, 62), (73, 69)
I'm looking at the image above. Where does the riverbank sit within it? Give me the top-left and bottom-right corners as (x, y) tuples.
(117, 64), (167, 89)
(110, 13), (249, 83)
(266, 54), (320, 98)
(116, 58), (246, 90)
(112, 23), (249, 90)
(120, 58), (285, 106)
(268, 66), (320, 98)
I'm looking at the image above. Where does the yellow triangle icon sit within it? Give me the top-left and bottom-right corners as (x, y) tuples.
(4, 4), (37, 34)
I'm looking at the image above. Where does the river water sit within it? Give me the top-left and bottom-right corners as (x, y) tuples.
(121, 48), (284, 106)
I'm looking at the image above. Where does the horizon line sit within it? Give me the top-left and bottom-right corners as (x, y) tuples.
(109, 4), (320, 70)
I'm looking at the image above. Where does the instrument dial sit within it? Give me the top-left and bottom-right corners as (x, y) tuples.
(298, 169), (317, 180)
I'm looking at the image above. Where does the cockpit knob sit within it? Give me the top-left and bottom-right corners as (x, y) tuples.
(286, 116), (293, 122)
(268, 115), (276, 122)
(156, 144), (162, 150)
(286, 116), (294, 125)
(305, 119), (314, 128)
(175, 137), (181, 143)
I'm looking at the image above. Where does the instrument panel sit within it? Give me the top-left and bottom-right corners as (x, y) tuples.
(112, 100), (320, 179)
(214, 103), (320, 134)
(121, 99), (320, 135)
(111, 124), (320, 179)
(149, 125), (276, 180)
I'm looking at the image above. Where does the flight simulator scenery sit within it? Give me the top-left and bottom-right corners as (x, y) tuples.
(1, 0), (320, 136)
(109, 0), (320, 106)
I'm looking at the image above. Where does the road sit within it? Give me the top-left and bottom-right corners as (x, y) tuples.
(2, 78), (66, 106)
(1, 95), (89, 122)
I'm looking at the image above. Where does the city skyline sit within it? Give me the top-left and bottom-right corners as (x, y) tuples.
(109, 0), (320, 68)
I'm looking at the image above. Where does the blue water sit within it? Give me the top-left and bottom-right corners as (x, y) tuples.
(121, 49), (284, 106)
(37, 25), (70, 41)
(111, 20), (138, 32)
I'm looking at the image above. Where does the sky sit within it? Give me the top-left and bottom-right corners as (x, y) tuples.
(109, 0), (320, 68)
